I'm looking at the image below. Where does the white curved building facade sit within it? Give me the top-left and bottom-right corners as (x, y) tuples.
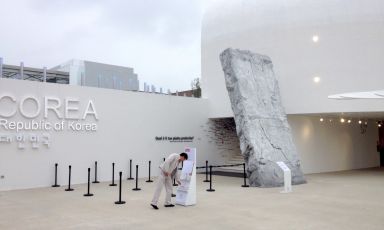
(201, 0), (384, 173)
(202, 0), (384, 117)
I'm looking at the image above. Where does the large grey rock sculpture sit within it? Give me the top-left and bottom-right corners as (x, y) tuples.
(220, 48), (306, 187)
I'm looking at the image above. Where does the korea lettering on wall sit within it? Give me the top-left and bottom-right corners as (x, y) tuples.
(0, 94), (99, 149)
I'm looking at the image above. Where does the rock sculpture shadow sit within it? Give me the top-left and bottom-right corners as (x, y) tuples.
(220, 48), (306, 187)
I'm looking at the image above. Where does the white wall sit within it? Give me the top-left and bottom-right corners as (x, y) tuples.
(0, 78), (217, 191)
(289, 115), (379, 173)
(202, 0), (384, 118)
(0, 78), (380, 191)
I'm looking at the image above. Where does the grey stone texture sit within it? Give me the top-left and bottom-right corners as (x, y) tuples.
(220, 48), (306, 187)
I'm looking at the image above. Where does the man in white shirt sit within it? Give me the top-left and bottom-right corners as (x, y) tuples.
(151, 152), (188, 209)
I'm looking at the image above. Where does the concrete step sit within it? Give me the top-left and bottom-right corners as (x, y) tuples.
(226, 159), (244, 164)
(231, 156), (244, 160)
(215, 165), (243, 173)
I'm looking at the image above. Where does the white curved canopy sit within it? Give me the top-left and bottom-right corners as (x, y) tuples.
(328, 90), (384, 99)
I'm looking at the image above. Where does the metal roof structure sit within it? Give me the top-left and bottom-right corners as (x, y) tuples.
(0, 58), (69, 84)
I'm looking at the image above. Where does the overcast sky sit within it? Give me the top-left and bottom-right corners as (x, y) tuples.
(0, 0), (211, 92)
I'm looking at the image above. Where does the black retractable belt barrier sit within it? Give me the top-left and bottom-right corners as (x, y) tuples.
(127, 159), (134, 180)
(206, 165), (215, 192)
(241, 163), (249, 187)
(197, 163), (248, 188)
(203, 160), (210, 182)
(93, 161), (100, 183)
(132, 165), (141, 191)
(146, 161), (153, 182)
(110, 163), (117, 186)
(52, 163), (60, 187)
(115, 171), (126, 205)
(65, 165), (74, 191)
(84, 168), (94, 196)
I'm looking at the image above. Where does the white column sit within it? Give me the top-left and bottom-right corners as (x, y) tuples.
(0, 57), (3, 78)
(43, 67), (47, 82)
(20, 62), (24, 80)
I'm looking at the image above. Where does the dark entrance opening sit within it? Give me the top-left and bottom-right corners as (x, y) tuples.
(377, 122), (384, 167)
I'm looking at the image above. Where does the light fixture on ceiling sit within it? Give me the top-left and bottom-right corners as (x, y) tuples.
(320, 118), (324, 122)
(312, 35), (319, 43)
(340, 118), (345, 123)
(358, 120), (362, 124)
(313, 76), (321, 83)
(347, 119), (351, 123)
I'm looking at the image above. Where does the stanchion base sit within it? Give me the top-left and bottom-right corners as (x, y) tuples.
(132, 188), (141, 191)
(109, 184), (117, 186)
(241, 185), (250, 188)
(65, 188), (74, 191)
(51, 185), (60, 187)
(206, 189), (215, 192)
(173, 184), (178, 186)
(203, 180), (210, 182)
(84, 193), (94, 196)
(146, 180), (154, 183)
(115, 201), (126, 204)
(171, 194), (176, 197)
(92, 181), (100, 184)
(127, 178), (134, 180)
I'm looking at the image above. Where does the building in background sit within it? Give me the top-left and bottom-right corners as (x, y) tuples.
(0, 57), (69, 84)
(51, 59), (139, 91)
(171, 90), (194, 97)
(0, 57), (181, 95)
